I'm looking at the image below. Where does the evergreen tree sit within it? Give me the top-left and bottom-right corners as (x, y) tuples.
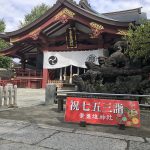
(0, 19), (12, 68)
(20, 3), (50, 27)
(124, 20), (150, 60)
(0, 19), (9, 50)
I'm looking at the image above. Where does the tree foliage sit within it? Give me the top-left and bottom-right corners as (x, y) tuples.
(0, 19), (5, 32)
(20, 3), (50, 27)
(0, 39), (10, 50)
(0, 19), (11, 68)
(0, 56), (12, 69)
(0, 19), (10, 50)
(124, 20), (150, 60)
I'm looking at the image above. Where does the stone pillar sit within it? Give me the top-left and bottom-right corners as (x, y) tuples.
(45, 83), (57, 105)
(42, 68), (48, 88)
(69, 65), (72, 84)
(0, 86), (2, 106)
(14, 85), (17, 106)
(4, 86), (8, 106)
(8, 86), (13, 106)
(59, 68), (63, 81)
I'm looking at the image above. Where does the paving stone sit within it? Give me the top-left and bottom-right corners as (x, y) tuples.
(0, 119), (9, 125)
(146, 138), (150, 143)
(0, 125), (57, 145)
(0, 139), (12, 145)
(37, 124), (73, 132)
(39, 132), (127, 150)
(129, 141), (150, 150)
(0, 143), (52, 150)
(17, 88), (45, 108)
(75, 130), (144, 142)
(0, 120), (30, 135)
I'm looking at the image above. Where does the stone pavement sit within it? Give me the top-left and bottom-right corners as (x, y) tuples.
(0, 88), (150, 149)
(17, 88), (45, 108)
(0, 119), (150, 150)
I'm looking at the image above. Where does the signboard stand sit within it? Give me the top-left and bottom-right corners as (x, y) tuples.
(65, 97), (140, 128)
(79, 121), (126, 130)
(79, 121), (87, 127)
(118, 123), (126, 130)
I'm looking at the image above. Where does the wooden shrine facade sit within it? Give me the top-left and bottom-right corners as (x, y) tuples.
(0, 0), (146, 88)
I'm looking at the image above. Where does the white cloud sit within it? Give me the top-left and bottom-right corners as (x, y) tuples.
(0, 0), (149, 32)
(0, 0), (57, 32)
(89, 0), (140, 13)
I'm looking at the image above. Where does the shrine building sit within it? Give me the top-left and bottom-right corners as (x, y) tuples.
(0, 0), (147, 88)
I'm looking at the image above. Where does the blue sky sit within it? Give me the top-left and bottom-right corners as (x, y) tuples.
(0, 0), (149, 32)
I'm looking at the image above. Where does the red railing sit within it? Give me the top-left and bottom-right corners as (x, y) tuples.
(0, 79), (19, 86)
(15, 69), (42, 77)
(0, 69), (43, 88)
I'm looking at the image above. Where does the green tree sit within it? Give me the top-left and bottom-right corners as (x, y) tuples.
(0, 19), (5, 31)
(0, 39), (9, 50)
(0, 19), (9, 50)
(20, 3), (50, 27)
(0, 56), (12, 68)
(124, 20), (150, 60)
(0, 19), (12, 68)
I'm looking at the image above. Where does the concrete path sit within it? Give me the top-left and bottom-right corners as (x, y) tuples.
(17, 88), (45, 107)
(0, 88), (150, 149)
(0, 119), (150, 150)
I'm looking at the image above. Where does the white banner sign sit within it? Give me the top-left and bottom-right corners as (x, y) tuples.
(43, 49), (104, 69)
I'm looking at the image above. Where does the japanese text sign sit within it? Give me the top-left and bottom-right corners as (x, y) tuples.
(66, 27), (77, 48)
(65, 97), (140, 128)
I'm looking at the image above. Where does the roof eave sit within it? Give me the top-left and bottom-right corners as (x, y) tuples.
(3, 0), (63, 37)
(102, 7), (142, 15)
(2, 0), (130, 39)
(64, 1), (130, 27)
(0, 33), (9, 40)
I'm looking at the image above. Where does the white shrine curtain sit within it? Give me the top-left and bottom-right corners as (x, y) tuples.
(43, 49), (104, 69)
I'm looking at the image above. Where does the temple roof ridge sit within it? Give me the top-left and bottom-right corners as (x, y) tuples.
(79, 0), (98, 13)
(64, 0), (120, 22)
(0, 0), (142, 39)
(78, 1), (144, 19)
(57, 0), (77, 5)
(79, 0), (91, 6)
(78, 4), (118, 21)
(102, 7), (142, 15)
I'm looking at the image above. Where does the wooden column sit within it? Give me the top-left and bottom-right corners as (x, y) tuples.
(77, 67), (80, 75)
(102, 34), (105, 49)
(59, 68), (63, 81)
(42, 68), (48, 88)
(42, 50), (48, 88)
(69, 65), (73, 84)
(84, 68), (86, 73)
(21, 56), (26, 70)
(64, 67), (67, 81)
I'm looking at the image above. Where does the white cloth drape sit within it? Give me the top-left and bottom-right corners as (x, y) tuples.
(43, 49), (104, 69)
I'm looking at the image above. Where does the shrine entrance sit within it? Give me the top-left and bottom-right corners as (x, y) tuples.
(0, 0), (139, 88)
